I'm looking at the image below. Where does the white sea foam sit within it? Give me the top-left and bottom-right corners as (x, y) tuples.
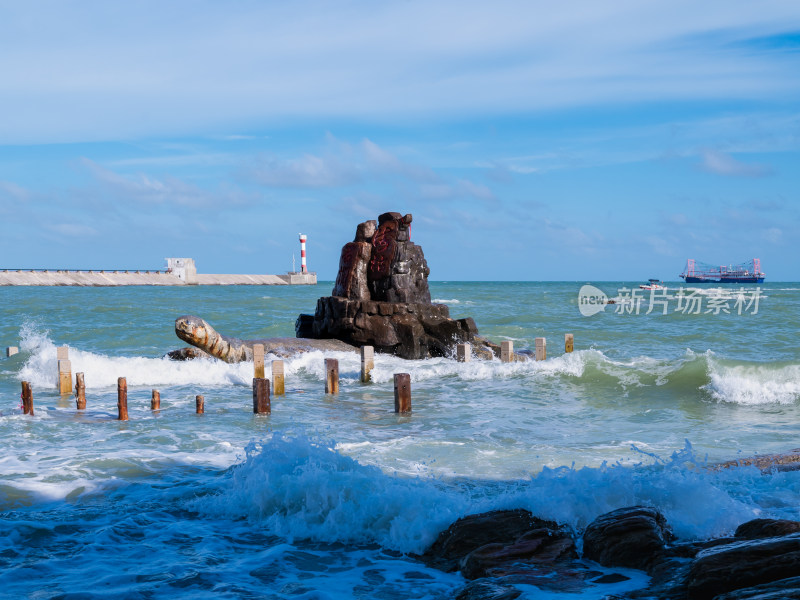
(705, 359), (800, 405)
(432, 298), (460, 304)
(196, 434), (800, 553)
(18, 330), (254, 389)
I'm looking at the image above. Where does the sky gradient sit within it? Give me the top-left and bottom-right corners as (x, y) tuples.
(1, 1), (799, 280)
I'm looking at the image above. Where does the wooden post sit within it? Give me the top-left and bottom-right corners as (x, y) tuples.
(272, 360), (285, 395)
(117, 377), (128, 421)
(6, 346), (18, 357)
(565, 333), (574, 353)
(196, 395), (204, 414)
(57, 345), (72, 395)
(151, 390), (160, 410)
(500, 341), (514, 363)
(253, 377), (271, 414)
(253, 344), (265, 379)
(75, 372), (86, 410)
(360, 346), (374, 383)
(394, 373), (411, 413)
(325, 358), (339, 394)
(457, 343), (471, 362)
(535, 337), (546, 361)
(21, 381), (33, 416)
(58, 359), (73, 394)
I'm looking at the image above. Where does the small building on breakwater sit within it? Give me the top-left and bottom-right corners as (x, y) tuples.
(0, 257), (317, 287)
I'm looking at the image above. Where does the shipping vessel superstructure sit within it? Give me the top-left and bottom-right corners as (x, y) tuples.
(680, 258), (765, 283)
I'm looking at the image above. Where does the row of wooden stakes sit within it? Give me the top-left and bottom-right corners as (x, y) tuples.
(20, 335), (576, 419)
(18, 355), (412, 420)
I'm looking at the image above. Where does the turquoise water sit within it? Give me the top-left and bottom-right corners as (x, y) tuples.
(1, 282), (799, 598)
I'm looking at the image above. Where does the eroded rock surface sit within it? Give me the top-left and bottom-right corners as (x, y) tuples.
(686, 534), (800, 600)
(298, 212), (480, 359)
(174, 315), (357, 362)
(583, 506), (675, 572)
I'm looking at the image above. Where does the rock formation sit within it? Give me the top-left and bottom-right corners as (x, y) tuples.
(174, 315), (357, 362)
(418, 494), (800, 599)
(297, 211), (482, 359)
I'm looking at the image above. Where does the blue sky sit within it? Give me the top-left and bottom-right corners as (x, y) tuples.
(1, 1), (799, 280)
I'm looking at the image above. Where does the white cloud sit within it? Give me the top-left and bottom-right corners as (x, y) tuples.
(81, 158), (252, 207)
(700, 149), (771, 177)
(47, 223), (98, 237)
(763, 227), (783, 243)
(247, 137), (437, 188)
(420, 179), (495, 201)
(0, 180), (31, 201)
(2, 1), (800, 143)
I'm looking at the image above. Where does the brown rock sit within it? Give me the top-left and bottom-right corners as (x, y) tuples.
(686, 535), (800, 600)
(735, 519), (800, 540)
(582, 506), (675, 572)
(332, 241), (371, 300)
(712, 576), (800, 599)
(460, 527), (577, 579)
(455, 581), (521, 600)
(419, 509), (561, 573)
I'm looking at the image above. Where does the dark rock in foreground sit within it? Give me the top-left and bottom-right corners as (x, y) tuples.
(686, 534), (800, 599)
(582, 505), (675, 572)
(735, 518), (800, 540)
(713, 576), (800, 599)
(419, 502), (800, 600)
(420, 509), (551, 573)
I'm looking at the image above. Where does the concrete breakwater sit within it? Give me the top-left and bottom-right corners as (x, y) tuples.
(0, 269), (317, 286)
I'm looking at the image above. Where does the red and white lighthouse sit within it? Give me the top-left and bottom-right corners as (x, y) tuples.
(299, 234), (308, 274)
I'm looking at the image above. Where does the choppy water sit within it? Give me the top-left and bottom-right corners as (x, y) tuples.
(1, 282), (799, 599)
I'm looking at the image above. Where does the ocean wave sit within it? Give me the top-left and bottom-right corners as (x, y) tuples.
(194, 434), (800, 552)
(16, 324), (254, 389)
(14, 325), (798, 405)
(705, 360), (800, 405)
(431, 298), (460, 304)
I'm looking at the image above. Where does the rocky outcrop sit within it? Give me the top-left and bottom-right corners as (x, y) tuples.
(419, 510), (609, 596)
(713, 576), (800, 599)
(713, 448), (800, 473)
(298, 211), (481, 359)
(735, 518), (800, 540)
(686, 535), (800, 600)
(419, 509), (562, 573)
(420, 504), (800, 600)
(582, 505), (675, 572)
(174, 315), (357, 362)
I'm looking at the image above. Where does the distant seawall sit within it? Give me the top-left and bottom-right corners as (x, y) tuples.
(0, 270), (317, 286)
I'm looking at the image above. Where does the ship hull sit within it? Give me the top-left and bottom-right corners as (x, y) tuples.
(682, 276), (764, 284)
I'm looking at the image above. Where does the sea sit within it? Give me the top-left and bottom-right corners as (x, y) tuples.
(1, 281), (799, 599)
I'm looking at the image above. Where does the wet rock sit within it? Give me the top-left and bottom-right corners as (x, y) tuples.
(686, 534), (800, 600)
(332, 241), (372, 300)
(582, 506), (675, 572)
(712, 576), (800, 599)
(593, 572), (631, 584)
(735, 519), (800, 540)
(166, 346), (212, 360)
(454, 580), (521, 600)
(300, 212), (478, 359)
(174, 315), (358, 362)
(419, 509), (557, 573)
(713, 449), (800, 473)
(460, 526), (577, 579)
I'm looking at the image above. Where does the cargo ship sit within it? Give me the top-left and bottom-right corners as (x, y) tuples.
(680, 258), (765, 283)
